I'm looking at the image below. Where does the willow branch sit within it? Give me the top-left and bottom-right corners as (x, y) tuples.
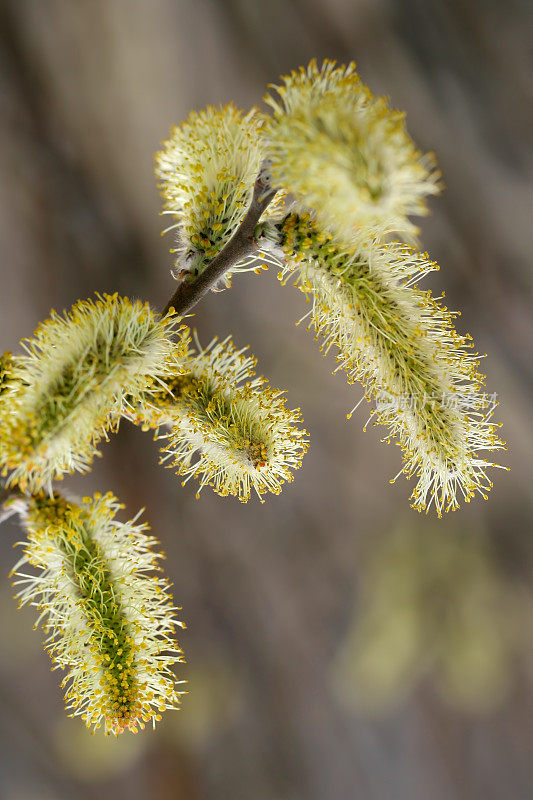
(161, 174), (277, 318)
(0, 178), (277, 509)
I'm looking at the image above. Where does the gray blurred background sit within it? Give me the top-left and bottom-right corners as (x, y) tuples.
(0, 1), (532, 799)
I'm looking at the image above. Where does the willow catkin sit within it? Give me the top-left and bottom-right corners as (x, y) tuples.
(0, 294), (187, 492)
(263, 59), (440, 248)
(155, 104), (284, 288)
(11, 492), (185, 735)
(126, 334), (308, 502)
(266, 212), (505, 514)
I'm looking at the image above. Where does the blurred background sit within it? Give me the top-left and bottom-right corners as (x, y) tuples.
(0, 1), (532, 798)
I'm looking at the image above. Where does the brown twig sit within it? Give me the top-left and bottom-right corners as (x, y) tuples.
(161, 174), (277, 318)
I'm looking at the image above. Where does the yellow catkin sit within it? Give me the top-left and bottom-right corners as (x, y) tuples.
(11, 492), (185, 735)
(265, 212), (505, 515)
(155, 104), (285, 287)
(263, 59), (441, 248)
(0, 294), (188, 492)
(125, 334), (308, 502)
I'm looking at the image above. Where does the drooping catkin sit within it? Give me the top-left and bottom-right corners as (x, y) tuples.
(126, 334), (308, 502)
(263, 59), (440, 249)
(155, 104), (284, 288)
(0, 294), (187, 492)
(11, 492), (185, 735)
(267, 212), (505, 515)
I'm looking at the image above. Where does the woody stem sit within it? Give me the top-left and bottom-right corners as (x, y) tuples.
(161, 173), (277, 317)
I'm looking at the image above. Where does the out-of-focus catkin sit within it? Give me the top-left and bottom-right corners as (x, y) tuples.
(332, 521), (519, 713)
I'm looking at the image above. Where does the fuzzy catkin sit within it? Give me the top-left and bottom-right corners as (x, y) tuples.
(11, 492), (185, 735)
(155, 104), (285, 288)
(0, 294), (187, 492)
(263, 59), (440, 249)
(126, 335), (308, 502)
(267, 212), (505, 515)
